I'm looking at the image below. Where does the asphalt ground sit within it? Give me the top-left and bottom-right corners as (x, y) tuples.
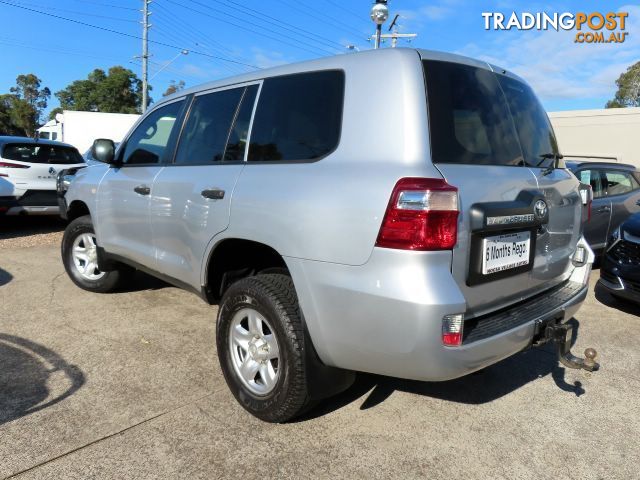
(0, 232), (639, 479)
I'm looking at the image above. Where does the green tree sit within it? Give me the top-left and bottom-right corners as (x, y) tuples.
(606, 61), (640, 108)
(0, 94), (36, 136)
(55, 66), (149, 113)
(163, 80), (185, 97)
(48, 107), (63, 121)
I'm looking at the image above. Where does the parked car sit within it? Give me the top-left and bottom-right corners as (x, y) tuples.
(0, 136), (85, 215)
(58, 48), (597, 422)
(599, 212), (640, 304)
(566, 160), (640, 254)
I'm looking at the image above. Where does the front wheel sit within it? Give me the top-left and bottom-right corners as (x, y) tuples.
(216, 274), (311, 423)
(61, 215), (132, 293)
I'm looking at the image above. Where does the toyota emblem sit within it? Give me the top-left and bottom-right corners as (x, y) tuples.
(534, 200), (548, 220)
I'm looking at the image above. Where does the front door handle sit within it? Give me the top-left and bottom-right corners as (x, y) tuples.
(201, 189), (225, 200)
(134, 185), (151, 195)
(596, 206), (611, 214)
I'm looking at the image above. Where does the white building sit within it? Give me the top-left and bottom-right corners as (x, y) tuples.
(549, 107), (640, 167)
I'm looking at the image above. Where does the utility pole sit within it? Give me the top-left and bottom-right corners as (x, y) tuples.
(141, 0), (151, 113)
(379, 14), (418, 48)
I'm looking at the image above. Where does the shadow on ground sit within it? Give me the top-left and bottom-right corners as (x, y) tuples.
(0, 334), (85, 425)
(300, 318), (588, 421)
(0, 217), (66, 240)
(594, 283), (640, 317)
(0, 267), (12, 287)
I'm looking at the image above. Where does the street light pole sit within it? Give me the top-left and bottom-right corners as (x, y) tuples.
(150, 50), (189, 81)
(370, 1), (389, 49)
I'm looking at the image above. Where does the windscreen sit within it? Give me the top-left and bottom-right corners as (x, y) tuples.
(423, 60), (559, 168)
(2, 143), (84, 164)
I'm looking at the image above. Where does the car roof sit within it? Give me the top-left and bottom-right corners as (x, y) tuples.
(158, 48), (513, 108)
(565, 160), (638, 172)
(0, 135), (77, 149)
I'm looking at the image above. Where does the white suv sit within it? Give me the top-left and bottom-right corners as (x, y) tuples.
(0, 136), (85, 215)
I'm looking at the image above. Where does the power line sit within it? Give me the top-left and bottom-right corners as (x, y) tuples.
(0, 0), (259, 68)
(163, 0), (335, 57)
(214, 0), (345, 52)
(323, 0), (368, 24)
(14, 1), (137, 22)
(153, 2), (251, 73)
(276, 0), (369, 43)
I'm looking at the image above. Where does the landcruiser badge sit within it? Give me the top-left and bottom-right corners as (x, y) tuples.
(49, 167), (57, 175)
(534, 200), (548, 220)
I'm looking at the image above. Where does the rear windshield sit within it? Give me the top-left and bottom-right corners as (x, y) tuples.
(2, 143), (84, 164)
(423, 60), (559, 168)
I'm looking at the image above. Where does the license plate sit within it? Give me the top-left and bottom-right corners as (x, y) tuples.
(482, 231), (531, 275)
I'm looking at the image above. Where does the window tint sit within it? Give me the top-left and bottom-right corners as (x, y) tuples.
(603, 170), (639, 196)
(579, 169), (605, 199)
(423, 60), (523, 166)
(248, 70), (344, 162)
(122, 100), (183, 165)
(2, 143), (83, 164)
(498, 75), (560, 169)
(175, 86), (250, 165)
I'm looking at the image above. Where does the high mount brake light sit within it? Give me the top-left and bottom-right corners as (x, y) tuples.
(376, 178), (459, 251)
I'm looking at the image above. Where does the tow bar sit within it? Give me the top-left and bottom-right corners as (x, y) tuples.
(545, 322), (599, 372)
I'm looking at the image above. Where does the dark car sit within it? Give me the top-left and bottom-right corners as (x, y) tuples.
(599, 212), (640, 304)
(567, 161), (640, 254)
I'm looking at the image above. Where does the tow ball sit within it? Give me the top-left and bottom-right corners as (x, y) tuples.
(545, 323), (600, 372)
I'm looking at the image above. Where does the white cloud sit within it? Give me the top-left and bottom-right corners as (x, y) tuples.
(456, 4), (640, 107)
(251, 48), (290, 69)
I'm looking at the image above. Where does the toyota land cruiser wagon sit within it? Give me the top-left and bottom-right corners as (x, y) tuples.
(59, 48), (595, 422)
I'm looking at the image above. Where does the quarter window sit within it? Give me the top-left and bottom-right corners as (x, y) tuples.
(121, 100), (184, 165)
(248, 70), (344, 162)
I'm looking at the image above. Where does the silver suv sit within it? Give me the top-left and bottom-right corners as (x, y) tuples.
(60, 49), (596, 422)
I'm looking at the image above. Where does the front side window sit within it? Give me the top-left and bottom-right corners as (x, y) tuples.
(579, 169), (605, 199)
(248, 70), (344, 162)
(603, 170), (639, 196)
(122, 100), (183, 165)
(2, 143), (83, 164)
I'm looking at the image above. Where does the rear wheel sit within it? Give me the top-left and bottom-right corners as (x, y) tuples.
(61, 215), (132, 293)
(216, 274), (311, 423)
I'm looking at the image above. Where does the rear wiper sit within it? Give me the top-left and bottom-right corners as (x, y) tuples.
(538, 152), (563, 176)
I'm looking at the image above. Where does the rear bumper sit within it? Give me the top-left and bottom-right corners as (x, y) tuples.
(288, 238), (593, 381)
(0, 190), (60, 216)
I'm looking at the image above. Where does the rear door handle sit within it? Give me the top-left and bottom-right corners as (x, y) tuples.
(134, 185), (151, 195)
(201, 188), (225, 200)
(596, 206), (611, 213)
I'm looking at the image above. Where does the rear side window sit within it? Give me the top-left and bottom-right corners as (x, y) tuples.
(2, 143), (83, 164)
(175, 87), (244, 165)
(603, 170), (640, 196)
(248, 70), (344, 162)
(423, 60), (523, 166)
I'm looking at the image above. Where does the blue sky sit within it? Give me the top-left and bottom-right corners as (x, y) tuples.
(0, 0), (637, 114)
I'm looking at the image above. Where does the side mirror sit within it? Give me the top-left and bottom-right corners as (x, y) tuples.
(91, 139), (117, 165)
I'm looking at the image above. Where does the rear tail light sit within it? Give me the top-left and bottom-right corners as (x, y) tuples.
(376, 178), (459, 251)
(0, 161), (30, 169)
(442, 314), (464, 347)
